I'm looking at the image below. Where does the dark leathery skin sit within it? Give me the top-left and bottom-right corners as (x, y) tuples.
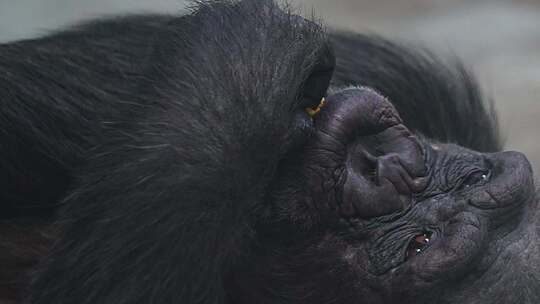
(303, 87), (428, 218)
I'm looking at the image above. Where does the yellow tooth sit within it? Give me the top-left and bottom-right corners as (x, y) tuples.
(306, 97), (326, 117)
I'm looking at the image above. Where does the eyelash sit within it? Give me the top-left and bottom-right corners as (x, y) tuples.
(456, 168), (491, 190)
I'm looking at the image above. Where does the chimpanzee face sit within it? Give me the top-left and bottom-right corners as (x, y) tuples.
(237, 87), (536, 304)
(9, 1), (538, 303)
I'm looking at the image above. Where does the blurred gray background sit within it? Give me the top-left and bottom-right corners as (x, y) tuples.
(0, 0), (539, 171)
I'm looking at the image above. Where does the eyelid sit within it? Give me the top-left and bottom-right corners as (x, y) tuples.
(456, 168), (491, 190)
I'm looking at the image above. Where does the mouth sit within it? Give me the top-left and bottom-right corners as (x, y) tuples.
(276, 85), (537, 244)
(268, 87), (427, 230)
(309, 87), (429, 220)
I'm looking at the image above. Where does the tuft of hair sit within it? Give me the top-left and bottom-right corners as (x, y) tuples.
(8, 1), (332, 303)
(330, 32), (502, 152)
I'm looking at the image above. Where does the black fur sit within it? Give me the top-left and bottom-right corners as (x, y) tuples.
(330, 33), (501, 152)
(0, 1), (507, 303)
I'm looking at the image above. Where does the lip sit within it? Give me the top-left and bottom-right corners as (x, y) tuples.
(312, 88), (427, 220)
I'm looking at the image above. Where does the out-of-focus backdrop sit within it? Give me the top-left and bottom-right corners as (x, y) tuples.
(1, 0), (539, 171)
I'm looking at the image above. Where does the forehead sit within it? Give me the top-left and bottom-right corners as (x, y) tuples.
(415, 142), (490, 195)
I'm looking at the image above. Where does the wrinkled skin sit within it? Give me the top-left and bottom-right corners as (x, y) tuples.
(234, 88), (539, 304)
(1, 1), (539, 303)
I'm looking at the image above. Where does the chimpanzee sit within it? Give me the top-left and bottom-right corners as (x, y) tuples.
(0, 1), (538, 303)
